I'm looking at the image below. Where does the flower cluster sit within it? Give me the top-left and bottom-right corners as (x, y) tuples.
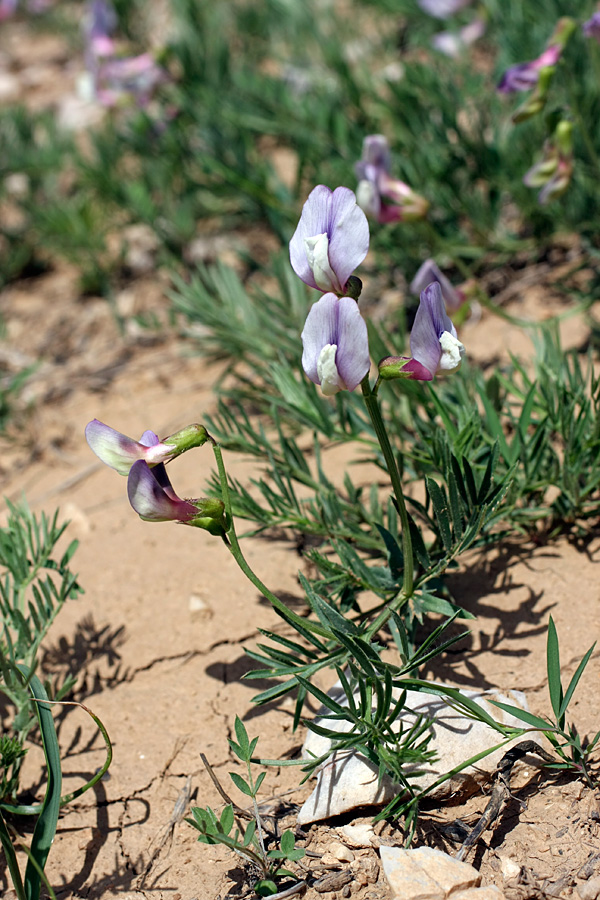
(82, 0), (167, 108)
(85, 421), (227, 532)
(290, 185), (465, 397)
(354, 136), (429, 224)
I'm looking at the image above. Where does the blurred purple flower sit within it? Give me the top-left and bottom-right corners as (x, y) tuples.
(380, 283), (464, 382)
(498, 18), (574, 93)
(355, 135), (429, 224)
(410, 259), (464, 313)
(86, 421), (179, 475)
(0, 0), (18, 19)
(523, 120), (573, 205)
(498, 45), (561, 93)
(289, 186), (369, 294)
(418, 0), (472, 20)
(96, 52), (167, 108)
(301, 293), (370, 395)
(583, 13), (600, 42)
(432, 18), (485, 58)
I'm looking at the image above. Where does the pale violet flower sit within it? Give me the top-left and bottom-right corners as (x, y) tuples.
(289, 186), (369, 294)
(583, 13), (600, 42)
(418, 0), (472, 19)
(432, 18), (485, 58)
(498, 18), (574, 93)
(379, 283), (464, 382)
(301, 293), (370, 396)
(410, 259), (464, 313)
(127, 461), (226, 533)
(355, 135), (428, 224)
(85, 420), (207, 475)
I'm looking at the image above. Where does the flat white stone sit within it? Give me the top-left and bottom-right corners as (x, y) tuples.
(380, 846), (505, 900)
(298, 684), (531, 825)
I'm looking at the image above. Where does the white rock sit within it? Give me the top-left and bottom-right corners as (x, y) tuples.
(326, 840), (354, 862)
(498, 855), (521, 881)
(578, 877), (600, 900)
(298, 684), (531, 825)
(380, 845), (480, 900)
(338, 822), (377, 848)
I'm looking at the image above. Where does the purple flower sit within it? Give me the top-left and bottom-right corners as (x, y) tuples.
(418, 0), (472, 19)
(85, 420), (208, 475)
(410, 259), (464, 314)
(96, 53), (167, 108)
(523, 121), (573, 206)
(498, 45), (561, 93)
(583, 13), (600, 43)
(409, 283), (464, 378)
(301, 293), (370, 395)
(127, 461), (227, 533)
(289, 186), (369, 294)
(128, 460), (198, 522)
(431, 18), (485, 58)
(0, 0), (18, 19)
(379, 283), (464, 382)
(498, 18), (575, 94)
(355, 135), (429, 224)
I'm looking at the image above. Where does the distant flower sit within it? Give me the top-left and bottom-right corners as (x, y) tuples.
(86, 420), (208, 475)
(379, 283), (464, 382)
(96, 52), (167, 108)
(355, 135), (429, 224)
(418, 0), (472, 20)
(289, 186), (369, 294)
(301, 293), (370, 395)
(82, 0), (167, 108)
(432, 18), (485, 58)
(410, 259), (463, 313)
(498, 18), (574, 93)
(523, 120), (573, 205)
(498, 45), (561, 93)
(127, 461), (226, 533)
(583, 12), (600, 43)
(0, 0), (18, 19)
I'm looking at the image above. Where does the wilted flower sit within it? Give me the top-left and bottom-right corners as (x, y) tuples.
(301, 293), (370, 396)
(523, 120), (573, 205)
(127, 461), (226, 534)
(583, 12), (600, 43)
(418, 0), (472, 20)
(355, 135), (429, 224)
(432, 18), (485, 58)
(289, 186), (369, 294)
(498, 18), (574, 93)
(85, 420), (208, 475)
(379, 283), (464, 382)
(410, 259), (464, 313)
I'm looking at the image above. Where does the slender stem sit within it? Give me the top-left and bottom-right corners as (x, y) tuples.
(360, 376), (413, 598)
(210, 439), (330, 638)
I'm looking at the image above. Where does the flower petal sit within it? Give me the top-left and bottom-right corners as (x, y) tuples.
(327, 187), (370, 291)
(289, 185), (336, 290)
(334, 297), (371, 391)
(409, 282), (455, 376)
(127, 460), (197, 522)
(85, 419), (146, 475)
(301, 293), (340, 384)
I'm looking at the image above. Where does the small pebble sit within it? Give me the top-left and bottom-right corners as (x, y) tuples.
(328, 841), (355, 863)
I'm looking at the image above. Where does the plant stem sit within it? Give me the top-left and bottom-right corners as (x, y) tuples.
(360, 376), (413, 598)
(210, 439), (330, 638)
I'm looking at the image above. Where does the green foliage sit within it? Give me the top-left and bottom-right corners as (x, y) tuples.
(188, 717), (304, 895)
(0, 501), (83, 800)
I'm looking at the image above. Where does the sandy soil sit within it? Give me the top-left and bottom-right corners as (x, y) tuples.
(1, 13), (600, 900)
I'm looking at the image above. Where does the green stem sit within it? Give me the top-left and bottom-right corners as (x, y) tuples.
(210, 440), (330, 638)
(360, 376), (413, 598)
